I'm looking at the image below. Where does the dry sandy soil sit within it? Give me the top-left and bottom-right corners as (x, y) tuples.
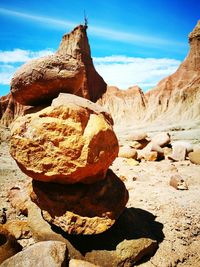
(0, 124), (200, 267)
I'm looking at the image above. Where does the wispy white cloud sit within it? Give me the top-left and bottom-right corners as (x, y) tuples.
(0, 64), (17, 85)
(0, 49), (53, 86)
(0, 48), (54, 63)
(0, 8), (186, 48)
(93, 55), (181, 90)
(0, 8), (75, 29)
(0, 49), (181, 93)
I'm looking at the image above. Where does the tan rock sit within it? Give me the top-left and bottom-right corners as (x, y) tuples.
(116, 238), (157, 266)
(144, 151), (158, 161)
(1, 241), (68, 267)
(118, 146), (137, 159)
(168, 145), (186, 161)
(129, 139), (149, 149)
(169, 175), (188, 190)
(163, 147), (172, 159)
(126, 132), (147, 141)
(11, 25), (106, 106)
(30, 169), (128, 235)
(125, 158), (140, 166)
(5, 221), (31, 240)
(151, 132), (170, 147)
(8, 185), (30, 215)
(172, 141), (193, 153)
(0, 225), (22, 265)
(69, 259), (99, 267)
(137, 142), (162, 161)
(10, 95), (118, 184)
(188, 151), (200, 165)
(27, 201), (83, 260)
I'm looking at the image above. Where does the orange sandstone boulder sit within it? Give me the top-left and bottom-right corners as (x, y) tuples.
(10, 94), (118, 184)
(30, 170), (129, 235)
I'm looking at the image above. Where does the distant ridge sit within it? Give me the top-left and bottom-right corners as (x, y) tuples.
(99, 20), (200, 128)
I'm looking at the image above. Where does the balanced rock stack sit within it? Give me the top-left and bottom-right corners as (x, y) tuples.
(8, 24), (128, 236)
(10, 93), (129, 235)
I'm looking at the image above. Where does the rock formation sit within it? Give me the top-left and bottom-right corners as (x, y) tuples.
(0, 94), (26, 127)
(10, 94), (128, 235)
(143, 20), (200, 125)
(99, 20), (200, 127)
(0, 24), (106, 126)
(98, 85), (146, 125)
(10, 94), (118, 184)
(10, 25), (106, 106)
(30, 169), (128, 234)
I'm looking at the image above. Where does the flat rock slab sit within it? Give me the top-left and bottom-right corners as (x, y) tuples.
(30, 169), (129, 235)
(1, 241), (68, 267)
(168, 145), (186, 161)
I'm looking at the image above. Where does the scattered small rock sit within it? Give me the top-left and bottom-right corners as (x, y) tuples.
(125, 158), (140, 166)
(188, 151), (200, 165)
(8, 185), (30, 216)
(118, 146), (137, 159)
(170, 175), (188, 190)
(69, 259), (99, 267)
(168, 145), (186, 161)
(5, 220), (31, 240)
(151, 132), (170, 147)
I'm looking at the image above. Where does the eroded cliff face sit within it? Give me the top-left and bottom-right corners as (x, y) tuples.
(99, 20), (200, 127)
(144, 20), (200, 124)
(0, 94), (26, 127)
(98, 86), (147, 124)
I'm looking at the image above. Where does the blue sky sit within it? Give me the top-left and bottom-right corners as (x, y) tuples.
(0, 0), (199, 96)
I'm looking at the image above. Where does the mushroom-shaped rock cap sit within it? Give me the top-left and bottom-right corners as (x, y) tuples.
(10, 94), (118, 184)
(11, 25), (106, 106)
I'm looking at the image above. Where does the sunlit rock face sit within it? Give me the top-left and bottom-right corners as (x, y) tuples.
(10, 94), (119, 184)
(10, 25), (106, 106)
(99, 21), (200, 126)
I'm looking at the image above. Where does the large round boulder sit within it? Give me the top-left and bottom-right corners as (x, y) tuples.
(10, 94), (119, 184)
(30, 169), (129, 235)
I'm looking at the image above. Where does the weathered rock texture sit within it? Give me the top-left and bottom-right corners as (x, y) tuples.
(11, 25), (106, 106)
(10, 94), (118, 184)
(99, 20), (200, 127)
(0, 225), (22, 264)
(0, 93), (26, 127)
(30, 169), (129, 235)
(98, 86), (146, 125)
(1, 241), (68, 267)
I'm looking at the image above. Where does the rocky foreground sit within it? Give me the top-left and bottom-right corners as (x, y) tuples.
(1, 124), (200, 266)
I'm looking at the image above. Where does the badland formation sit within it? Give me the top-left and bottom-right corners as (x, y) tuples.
(0, 21), (200, 267)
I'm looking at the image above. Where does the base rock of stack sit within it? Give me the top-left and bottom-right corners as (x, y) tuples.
(30, 169), (129, 235)
(10, 94), (119, 184)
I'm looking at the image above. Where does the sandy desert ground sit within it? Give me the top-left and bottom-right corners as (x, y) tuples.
(0, 123), (200, 267)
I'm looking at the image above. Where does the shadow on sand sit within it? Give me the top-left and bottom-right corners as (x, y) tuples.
(52, 207), (164, 256)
